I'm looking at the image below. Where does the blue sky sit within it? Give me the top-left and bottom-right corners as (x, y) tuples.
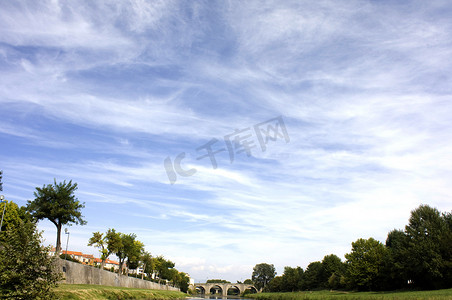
(1, 0), (452, 282)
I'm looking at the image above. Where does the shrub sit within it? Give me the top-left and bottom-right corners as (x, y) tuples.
(0, 221), (62, 299)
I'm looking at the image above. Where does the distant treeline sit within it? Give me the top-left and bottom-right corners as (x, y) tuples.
(265, 204), (452, 292)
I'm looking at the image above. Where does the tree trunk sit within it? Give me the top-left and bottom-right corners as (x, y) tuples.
(55, 223), (62, 255)
(142, 263), (146, 280)
(118, 259), (124, 275)
(101, 260), (106, 270)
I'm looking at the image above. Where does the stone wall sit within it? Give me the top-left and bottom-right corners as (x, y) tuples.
(58, 259), (180, 291)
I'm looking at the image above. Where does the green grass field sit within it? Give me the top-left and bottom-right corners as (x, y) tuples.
(249, 289), (452, 300)
(54, 284), (187, 300)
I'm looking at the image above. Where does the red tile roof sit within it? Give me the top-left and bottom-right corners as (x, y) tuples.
(106, 259), (119, 265)
(62, 250), (83, 256)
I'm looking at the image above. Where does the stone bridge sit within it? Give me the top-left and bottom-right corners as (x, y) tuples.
(193, 283), (259, 297)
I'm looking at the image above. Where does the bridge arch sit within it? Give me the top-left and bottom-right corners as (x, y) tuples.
(195, 286), (206, 295)
(209, 284), (223, 295)
(225, 284), (241, 295)
(193, 283), (259, 297)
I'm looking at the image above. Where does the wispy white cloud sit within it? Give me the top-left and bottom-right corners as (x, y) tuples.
(1, 0), (452, 282)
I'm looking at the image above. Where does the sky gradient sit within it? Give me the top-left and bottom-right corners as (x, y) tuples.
(1, 1), (452, 282)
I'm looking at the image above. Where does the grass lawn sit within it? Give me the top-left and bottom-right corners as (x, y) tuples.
(54, 284), (187, 300)
(248, 289), (452, 300)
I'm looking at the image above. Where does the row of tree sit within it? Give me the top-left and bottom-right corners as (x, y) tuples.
(254, 204), (452, 292)
(87, 229), (190, 292)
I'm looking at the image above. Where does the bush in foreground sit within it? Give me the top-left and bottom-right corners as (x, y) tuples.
(0, 221), (62, 299)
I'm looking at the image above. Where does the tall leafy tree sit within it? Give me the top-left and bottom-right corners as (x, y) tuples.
(88, 228), (124, 270)
(321, 254), (345, 289)
(252, 263), (276, 291)
(26, 180), (86, 254)
(175, 271), (190, 293)
(154, 255), (175, 283)
(113, 232), (144, 275)
(344, 237), (386, 291)
(302, 261), (323, 290)
(382, 229), (409, 290)
(404, 205), (449, 289)
(126, 238), (145, 272)
(141, 251), (153, 279)
(88, 231), (108, 269)
(0, 220), (62, 299)
(280, 266), (303, 292)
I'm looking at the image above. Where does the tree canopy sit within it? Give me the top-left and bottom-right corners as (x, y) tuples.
(252, 263), (276, 291)
(26, 179), (86, 254)
(344, 238), (386, 291)
(0, 200), (30, 241)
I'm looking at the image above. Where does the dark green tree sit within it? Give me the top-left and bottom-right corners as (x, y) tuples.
(0, 200), (26, 241)
(152, 255), (175, 283)
(302, 261), (323, 290)
(280, 266), (303, 291)
(114, 233), (143, 274)
(404, 205), (449, 289)
(441, 210), (452, 287)
(26, 180), (86, 254)
(252, 263), (276, 291)
(0, 220), (62, 299)
(265, 276), (284, 292)
(157, 256), (176, 281)
(174, 271), (190, 293)
(344, 237), (386, 291)
(126, 238), (144, 272)
(321, 254), (345, 289)
(382, 229), (409, 290)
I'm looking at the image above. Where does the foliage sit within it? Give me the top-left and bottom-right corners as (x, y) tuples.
(0, 221), (62, 299)
(141, 251), (154, 278)
(252, 263), (276, 291)
(321, 254), (345, 289)
(173, 271), (190, 293)
(244, 278), (254, 284)
(105, 228), (122, 259)
(302, 261), (324, 290)
(26, 179), (86, 254)
(0, 200), (31, 241)
(281, 266), (304, 292)
(154, 255), (175, 281)
(126, 237), (145, 271)
(88, 231), (109, 267)
(114, 232), (141, 274)
(59, 253), (82, 263)
(382, 229), (409, 290)
(404, 205), (451, 289)
(207, 279), (231, 283)
(345, 237), (386, 291)
(265, 276), (284, 292)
